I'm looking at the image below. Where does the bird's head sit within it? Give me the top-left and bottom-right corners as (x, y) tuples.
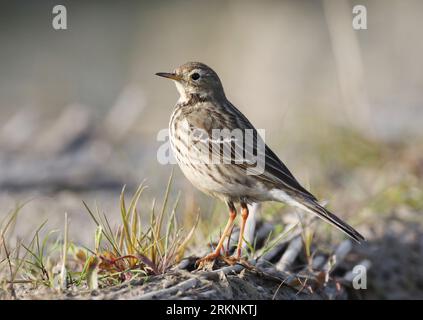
(156, 62), (225, 102)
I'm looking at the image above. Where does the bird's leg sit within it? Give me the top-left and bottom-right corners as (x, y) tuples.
(225, 224), (235, 256)
(236, 202), (249, 259)
(197, 202), (237, 264)
(221, 202), (250, 266)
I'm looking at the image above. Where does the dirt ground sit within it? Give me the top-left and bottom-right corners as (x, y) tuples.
(2, 210), (422, 300)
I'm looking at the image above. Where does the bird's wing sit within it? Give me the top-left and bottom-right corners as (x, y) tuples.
(182, 100), (316, 201)
(224, 101), (317, 200)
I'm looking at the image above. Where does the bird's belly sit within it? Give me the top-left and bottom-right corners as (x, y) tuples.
(173, 147), (270, 202)
(178, 162), (228, 195)
(169, 117), (271, 202)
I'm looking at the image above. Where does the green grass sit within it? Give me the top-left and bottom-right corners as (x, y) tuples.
(0, 174), (199, 294)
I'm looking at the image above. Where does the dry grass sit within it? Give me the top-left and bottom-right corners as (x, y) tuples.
(0, 173), (199, 295)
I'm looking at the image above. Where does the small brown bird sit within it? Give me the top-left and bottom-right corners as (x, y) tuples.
(156, 62), (364, 263)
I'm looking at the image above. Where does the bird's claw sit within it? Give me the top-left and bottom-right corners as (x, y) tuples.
(196, 253), (253, 270)
(195, 252), (220, 269)
(221, 256), (254, 269)
(221, 255), (240, 265)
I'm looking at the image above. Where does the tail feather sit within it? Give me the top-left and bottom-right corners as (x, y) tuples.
(301, 200), (365, 243)
(271, 189), (365, 243)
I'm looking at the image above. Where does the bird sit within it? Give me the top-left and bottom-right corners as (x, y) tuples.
(156, 62), (364, 264)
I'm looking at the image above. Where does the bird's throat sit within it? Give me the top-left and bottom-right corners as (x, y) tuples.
(174, 81), (190, 104)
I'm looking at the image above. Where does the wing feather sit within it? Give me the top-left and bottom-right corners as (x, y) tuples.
(183, 100), (316, 200)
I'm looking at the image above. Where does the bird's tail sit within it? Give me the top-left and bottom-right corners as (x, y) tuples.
(273, 190), (365, 243)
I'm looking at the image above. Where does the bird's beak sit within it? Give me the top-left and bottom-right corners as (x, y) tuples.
(155, 72), (182, 81)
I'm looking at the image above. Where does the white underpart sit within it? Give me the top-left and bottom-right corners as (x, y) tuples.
(269, 189), (300, 207)
(270, 188), (322, 219)
(174, 80), (189, 103)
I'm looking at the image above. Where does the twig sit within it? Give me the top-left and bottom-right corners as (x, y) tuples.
(136, 277), (200, 299)
(276, 236), (303, 272)
(323, 240), (352, 273)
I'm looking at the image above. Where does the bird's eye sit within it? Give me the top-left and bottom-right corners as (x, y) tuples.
(191, 72), (200, 80)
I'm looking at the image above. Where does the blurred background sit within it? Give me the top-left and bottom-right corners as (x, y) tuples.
(1, 0), (423, 298)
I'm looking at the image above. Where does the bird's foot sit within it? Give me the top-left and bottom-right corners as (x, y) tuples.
(221, 256), (253, 268)
(221, 255), (240, 265)
(195, 252), (221, 269)
(196, 253), (254, 270)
